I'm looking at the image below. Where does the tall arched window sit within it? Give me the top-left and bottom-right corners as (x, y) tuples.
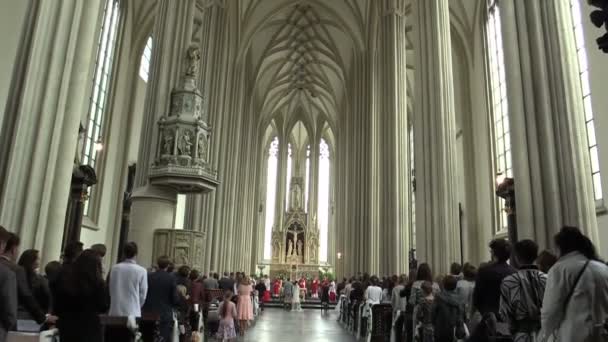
(305, 144), (310, 213)
(569, 0), (603, 202)
(139, 36), (153, 82)
(264, 137), (279, 260)
(487, 0), (511, 232)
(318, 139), (330, 263)
(82, 0), (120, 215)
(285, 143), (292, 209)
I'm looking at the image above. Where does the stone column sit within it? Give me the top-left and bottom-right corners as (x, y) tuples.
(335, 53), (374, 276)
(129, 0), (196, 266)
(413, 0), (459, 275)
(0, 0), (103, 263)
(372, 0), (409, 275)
(499, 1), (598, 247)
(308, 133), (320, 228)
(274, 127), (289, 234)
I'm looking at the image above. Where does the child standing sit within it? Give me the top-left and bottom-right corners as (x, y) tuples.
(216, 292), (237, 341)
(292, 280), (303, 312)
(432, 276), (467, 342)
(415, 281), (435, 342)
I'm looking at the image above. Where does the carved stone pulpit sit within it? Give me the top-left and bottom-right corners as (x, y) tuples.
(149, 45), (219, 193)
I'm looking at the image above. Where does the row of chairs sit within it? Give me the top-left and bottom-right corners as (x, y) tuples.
(338, 296), (393, 342)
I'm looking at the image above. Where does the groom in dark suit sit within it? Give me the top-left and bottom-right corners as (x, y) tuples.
(143, 256), (179, 342)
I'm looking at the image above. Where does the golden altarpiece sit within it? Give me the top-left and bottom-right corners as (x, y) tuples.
(265, 177), (327, 279)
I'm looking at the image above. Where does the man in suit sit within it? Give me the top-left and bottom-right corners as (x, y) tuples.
(203, 272), (219, 290)
(0, 226), (17, 341)
(143, 255), (179, 342)
(108, 242), (148, 317)
(0, 232), (54, 326)
(218, 272), (234, 291)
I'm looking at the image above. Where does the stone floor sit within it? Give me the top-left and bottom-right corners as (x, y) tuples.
(229, 308), (356, 341)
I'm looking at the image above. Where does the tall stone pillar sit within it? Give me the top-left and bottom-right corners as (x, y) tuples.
(273, 128), (289, 236)
(499, 1), (598, 247)
(129, 0), (197, 266)
(308, 134), (320, 227)
(336, 53), (373, 276)
(372, 0), (409, 275)
(0, 0), (103, 263)
(413, 0), (459, 274)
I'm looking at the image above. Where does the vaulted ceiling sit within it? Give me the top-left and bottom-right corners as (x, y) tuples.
(241, 0), (367, 131)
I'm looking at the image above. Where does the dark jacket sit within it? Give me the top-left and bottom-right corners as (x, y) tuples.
(473, 261), (516, 315)
(432, 291), (465, 342)
(218, 277), (235, 292)
(143, 270), (179, 322)
(51, 267), (109, 342)
(0, 257), (46, 323)
(0, 263), (17, 339)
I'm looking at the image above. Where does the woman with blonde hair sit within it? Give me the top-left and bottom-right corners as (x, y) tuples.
(236, 276), (254, 336)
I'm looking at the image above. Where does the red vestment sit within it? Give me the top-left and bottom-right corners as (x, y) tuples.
(311, 280), (319, 294)
(273, 280), (281, 296)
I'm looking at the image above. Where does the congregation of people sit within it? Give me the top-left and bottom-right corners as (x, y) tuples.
(334, 225), (608, 342)
(0, 225), (259, 342)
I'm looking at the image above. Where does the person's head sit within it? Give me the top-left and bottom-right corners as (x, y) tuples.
(178, 265), (191, 278)
(122, 242), (138, 260)
(62, 241), (84, 264)
(443, 275), (458, 292)
(167, 262), (175, 273)
(229, 272), (235, 279)
(450, 262), (462, 276)
(190, 269), (200, 281)
(157, 255), (171, 271)
(241, 276), (250, 285)
(90, 244), (107, 258)
(4, 233), (21, 261)
(44, 261), (62, 283)
(0, 226), (10, 253)
(462, 263), (477, 281)
(214, 272), (219, 279)
(18, 249), (40, 277)
(223, 272), (229, 278)
(513, 239), (539, 266)
(489, 238), (512, 263)
(421, 281), (434, 297)
(536, 250), (558, 273)
(416, 263), (433, 282)
(554, 226), (599, 260)
(73, 249), (103, 293)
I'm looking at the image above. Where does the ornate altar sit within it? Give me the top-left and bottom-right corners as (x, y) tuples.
(266, 177), (325, 279)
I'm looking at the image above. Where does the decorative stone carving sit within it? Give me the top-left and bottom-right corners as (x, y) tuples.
(149, 45), (219, 193)
(152, 229), (205, 271)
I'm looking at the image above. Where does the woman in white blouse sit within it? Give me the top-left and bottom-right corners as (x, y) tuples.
(364, 276), (383, 304)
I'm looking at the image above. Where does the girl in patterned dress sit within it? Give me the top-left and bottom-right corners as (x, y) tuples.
(216, 292), (237, 341)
